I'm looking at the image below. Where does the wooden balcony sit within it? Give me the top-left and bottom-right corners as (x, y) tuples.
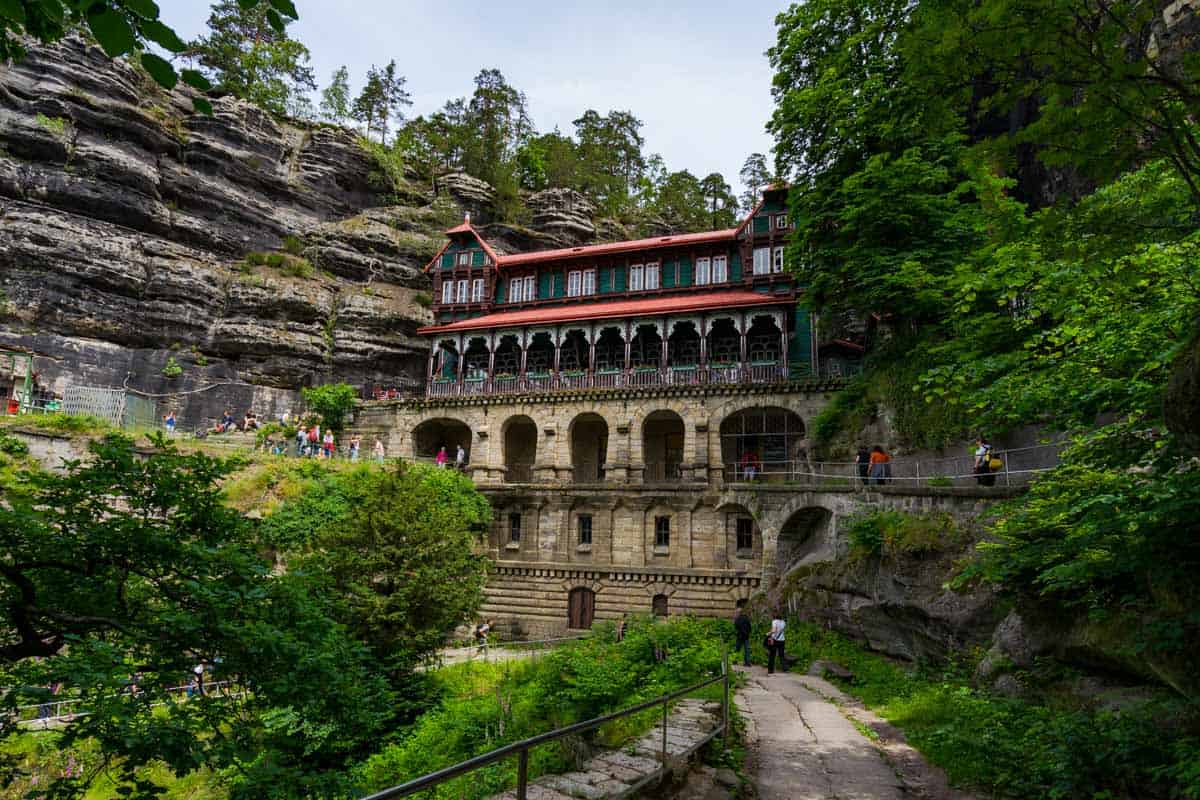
(425, 363), (792, 398)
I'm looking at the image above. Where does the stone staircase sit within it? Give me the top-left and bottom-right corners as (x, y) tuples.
(490, 699), (722, 800)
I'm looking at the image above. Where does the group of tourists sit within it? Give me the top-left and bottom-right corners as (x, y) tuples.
(433, 444), (468, 470)
(733, 604), (789, 674)
(853, 445), (893, 485)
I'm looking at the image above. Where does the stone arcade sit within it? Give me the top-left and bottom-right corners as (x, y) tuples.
(357, 186), (870, 637)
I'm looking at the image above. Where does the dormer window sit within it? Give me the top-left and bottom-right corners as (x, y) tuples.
(456, 251), (471, 267)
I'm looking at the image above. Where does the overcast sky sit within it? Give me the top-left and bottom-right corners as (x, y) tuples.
(157, 0), (788, 194)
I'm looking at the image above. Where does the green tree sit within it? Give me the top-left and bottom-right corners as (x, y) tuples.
(0, 435), (395, 798)
(301, 382), (358, 433)
(0, 0), (281, 113)
(299, 464), (491, 675)
(352, 60), (412, 144)
(320, 64), (352, 124)
(699, 172), (738, 229)
(187, 0), (315, 117)
(738, 152), (773, 211)
(907, 0), (1200, 202)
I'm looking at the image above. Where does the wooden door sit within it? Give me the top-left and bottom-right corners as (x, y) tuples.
(568, 587), (595, 629)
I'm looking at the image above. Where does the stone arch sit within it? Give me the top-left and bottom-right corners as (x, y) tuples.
(502, 414), (537, 483)
(569, 412), (609, 483)
(411, 417), (472, 462)
(642, 409), (685, 483)
(719, 406), (806, 481)
(773, 504), (836, 582)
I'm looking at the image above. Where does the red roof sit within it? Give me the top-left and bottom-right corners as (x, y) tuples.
(422, 222), (502, 273)
(496, 229), (738, 268)
(418, 289), (793, 335)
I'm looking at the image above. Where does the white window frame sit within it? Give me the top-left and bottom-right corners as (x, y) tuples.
(582, 268), (596, 296)
(567, 270), (582, 297)
(712, 255), (728, 283)
(645, 262), (660, 290)
(456, 279), (469, 303)
(753, 247), (770, 275)
(456, 251), (471, 267)
(695, 257), (711, 286)
(471, 278), (485, 303)
(441, 280), (454, 304)
(772, 246), (784, 273)
(630, 263), (645, 291)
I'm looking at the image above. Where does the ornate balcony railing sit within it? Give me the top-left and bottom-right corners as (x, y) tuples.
(422, 363), (794, 398)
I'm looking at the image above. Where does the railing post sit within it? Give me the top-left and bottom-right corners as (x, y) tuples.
(661, 698), (669, 765)
(722, 650), (730, 749)
(516, 748), (529, 800)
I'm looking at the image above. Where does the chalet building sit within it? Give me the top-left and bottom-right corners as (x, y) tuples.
(358, 186), (848, 637)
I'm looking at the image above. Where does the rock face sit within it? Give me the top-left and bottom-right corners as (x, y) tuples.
(0, 37), (444, 423)
(527, 187), (597, 246)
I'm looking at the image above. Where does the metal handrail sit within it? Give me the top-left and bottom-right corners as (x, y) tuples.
(360, 656), (730, 800)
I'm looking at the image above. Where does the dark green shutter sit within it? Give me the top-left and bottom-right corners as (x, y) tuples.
(614, 266), (627, 291)
(663, 261), (676, 288)
(553, 272), (565, 298)
(598, 267), (611, 293)
(539, 271), (552, 299)
(678, 258), (693, 286)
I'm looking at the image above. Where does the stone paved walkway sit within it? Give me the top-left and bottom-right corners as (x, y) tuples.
(737, 666), (906, 800)
(490, 698), (721, 799)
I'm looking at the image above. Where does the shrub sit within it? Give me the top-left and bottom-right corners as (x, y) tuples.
(301, 383), (358, 433)
(162, 356), (183, 379)
(0, 432), (29, 456)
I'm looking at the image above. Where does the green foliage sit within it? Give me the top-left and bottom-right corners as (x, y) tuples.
(767, 620), (1199, 799)
(0, 431), (29, 456)
(186, 0), (313, 117)
(34, 112), (66, 136)
(300, 382), (357, 433)
(354, 617), (728, 799)
(161, 355), (183, 378)
(0, 435), (396, 799)
(845, 510), (963, 559)
(0, 0), (241, 113)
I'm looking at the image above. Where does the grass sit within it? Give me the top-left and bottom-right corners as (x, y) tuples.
(764, 619), (1199, 799)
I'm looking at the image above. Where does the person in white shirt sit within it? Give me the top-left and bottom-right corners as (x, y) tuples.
(767, 614), (787, 674)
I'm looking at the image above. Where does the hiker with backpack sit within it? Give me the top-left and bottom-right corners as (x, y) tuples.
(974, 437), (999, 486)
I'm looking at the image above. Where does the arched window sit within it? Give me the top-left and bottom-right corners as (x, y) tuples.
(568, 587), (595, 629)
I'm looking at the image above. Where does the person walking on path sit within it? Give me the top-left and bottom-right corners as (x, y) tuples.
(455, 443), (466, 471)
(373, 437), (386, 463)
(974, 437), (997, 486)
(868, 446), (891, 485)
(854, 445), (871, 486)
(734, 606), (753, 667)
(349, 434), (361, 462)
(766, 613), (787, 674)
(474, 619), (492, 657)
(435, 446), (448, 468)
